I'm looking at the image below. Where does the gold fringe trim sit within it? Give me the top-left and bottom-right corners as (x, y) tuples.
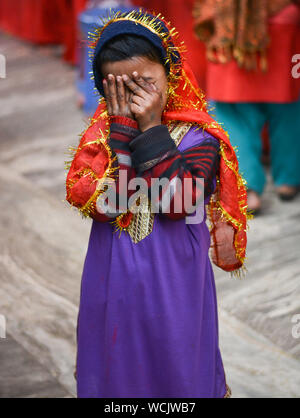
(181, 68), (207, 110)
(67, 131), (119, 218)
(88, 10), (185, 80)
(87, 9), (208, 113)
(204, 118), (252, 275)
(111, 212), (131, 237)
(80, 139), (118, 218)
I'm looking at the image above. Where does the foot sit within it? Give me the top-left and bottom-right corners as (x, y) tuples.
(276, 185), (299, 202)
(247, 190), (262, 215)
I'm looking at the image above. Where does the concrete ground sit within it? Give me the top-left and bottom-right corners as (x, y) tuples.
(0, 32), (299, 398)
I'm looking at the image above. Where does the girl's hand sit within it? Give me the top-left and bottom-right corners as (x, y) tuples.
(122, 72), (165, 132)
(103, 74), (134, 119)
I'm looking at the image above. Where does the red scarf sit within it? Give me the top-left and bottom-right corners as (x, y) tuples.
(163, 62), (249, 273)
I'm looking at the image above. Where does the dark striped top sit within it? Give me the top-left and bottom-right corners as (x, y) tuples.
(68, 116), (220, 222)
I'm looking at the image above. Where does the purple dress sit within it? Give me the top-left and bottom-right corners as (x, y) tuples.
(76, 127), (228, 398)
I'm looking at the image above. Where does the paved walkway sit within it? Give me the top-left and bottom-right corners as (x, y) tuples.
(0, 33), (299, 398)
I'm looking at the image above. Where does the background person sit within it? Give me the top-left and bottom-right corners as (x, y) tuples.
(194, 0), (300, 213)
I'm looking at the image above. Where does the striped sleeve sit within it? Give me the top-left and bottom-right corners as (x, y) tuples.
(129, 125), (220, 220)
(95, 116), (140, 220)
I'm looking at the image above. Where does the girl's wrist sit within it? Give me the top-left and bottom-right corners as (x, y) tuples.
(139, 120), (162, 132)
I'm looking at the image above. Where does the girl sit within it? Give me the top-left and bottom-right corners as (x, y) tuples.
(66, 10), (249, 398)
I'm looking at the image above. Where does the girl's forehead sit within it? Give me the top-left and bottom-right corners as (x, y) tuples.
(101, 57), (165, 78)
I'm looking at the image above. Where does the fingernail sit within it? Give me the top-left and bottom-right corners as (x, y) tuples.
(122, 74), (128, 80)
(116, 76), (121, 82)
(133, 71), (138, 77)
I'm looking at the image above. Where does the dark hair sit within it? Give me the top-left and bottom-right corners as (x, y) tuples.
(96, 34), (167, 72)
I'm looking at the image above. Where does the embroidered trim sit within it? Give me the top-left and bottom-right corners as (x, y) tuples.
(127, 195), (155, 243)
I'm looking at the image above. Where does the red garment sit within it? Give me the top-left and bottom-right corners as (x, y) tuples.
(0, 0), (87, 63)
(0, 0), (21, 37)
(206, 5), (300, 103)
(0, 0), (63, 44)
(0, 0), (19, 36)
(60, 0), (87, 64)
(132, 0), (207, 90)
(270, 3), (300, 23)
